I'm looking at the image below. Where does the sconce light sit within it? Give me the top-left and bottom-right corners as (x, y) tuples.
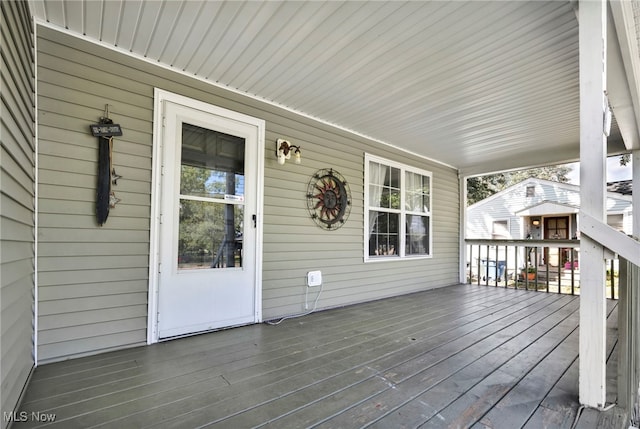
(532, 219), (540, 226)
(276, 139), (301, 165)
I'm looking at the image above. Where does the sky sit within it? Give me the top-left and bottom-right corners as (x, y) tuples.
(565, 156), (632, 184)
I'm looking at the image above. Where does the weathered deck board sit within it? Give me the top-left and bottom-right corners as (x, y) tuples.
(310, 295), (576, 428)
(523, 301), (619, 429)
(361, 296), (581, 428)
(14, 285), (621, 429)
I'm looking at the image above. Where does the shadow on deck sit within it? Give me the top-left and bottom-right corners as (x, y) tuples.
(14, 284), (622, 428)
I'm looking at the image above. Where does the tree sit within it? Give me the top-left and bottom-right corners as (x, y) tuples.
(620, 153), (631, 166)
(178, 166), (244, 268)
(467, 165), (572, 206)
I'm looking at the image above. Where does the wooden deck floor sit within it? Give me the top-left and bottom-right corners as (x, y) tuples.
(15, 285), (623, 428)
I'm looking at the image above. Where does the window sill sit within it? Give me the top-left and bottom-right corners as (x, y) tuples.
(364, 255), (433, 263)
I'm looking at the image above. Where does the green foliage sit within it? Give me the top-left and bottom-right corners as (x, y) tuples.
(619, 153), (631, 166)
(178, 166), (243, 266)
(467, 165), (572, 206)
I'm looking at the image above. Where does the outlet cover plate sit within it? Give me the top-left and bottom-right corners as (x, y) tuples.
(307, 271), (322, 287)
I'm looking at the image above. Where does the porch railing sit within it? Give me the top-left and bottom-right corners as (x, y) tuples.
(465, 238), (619, 300)
(577, 213), (640, 420)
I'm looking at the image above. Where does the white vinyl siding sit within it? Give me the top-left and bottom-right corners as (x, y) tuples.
(36, 25), (461, 360)
(1, 1), (35, 425)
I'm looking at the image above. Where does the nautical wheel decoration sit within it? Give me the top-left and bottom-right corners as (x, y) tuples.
(306, 168), (352, 230)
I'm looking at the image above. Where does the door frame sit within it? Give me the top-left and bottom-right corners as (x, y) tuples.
(147, 88), (265, 344)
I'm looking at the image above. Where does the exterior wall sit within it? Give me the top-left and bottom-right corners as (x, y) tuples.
(466, 182), (536, 239)
(623, 210), (633, 234)
(0, 1), (36, 424)
(36, 27), (460, 362)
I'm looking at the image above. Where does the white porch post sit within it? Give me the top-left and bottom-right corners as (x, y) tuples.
(459, 173), (468, 284)
(633, 149), (640, 403)
(578, 0), (608, 408)
(634, 150), (640, 239)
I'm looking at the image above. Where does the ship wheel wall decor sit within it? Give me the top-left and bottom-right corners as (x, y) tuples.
(306, 168), (352, 230)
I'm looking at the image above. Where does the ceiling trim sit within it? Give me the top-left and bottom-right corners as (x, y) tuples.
(32, 18), (459, 172)
(609, 0), (640, 150)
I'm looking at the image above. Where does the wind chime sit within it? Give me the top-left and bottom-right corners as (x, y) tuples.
(90, 105), (123, 226)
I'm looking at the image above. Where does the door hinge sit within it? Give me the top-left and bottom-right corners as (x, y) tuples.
(158, 262), (161, 273)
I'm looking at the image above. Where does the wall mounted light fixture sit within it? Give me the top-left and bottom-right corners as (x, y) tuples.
(532, 219), (541, 226)
(276, 139), (301, 165)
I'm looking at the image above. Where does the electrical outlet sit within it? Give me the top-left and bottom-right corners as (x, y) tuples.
(307, 271), (322, 287)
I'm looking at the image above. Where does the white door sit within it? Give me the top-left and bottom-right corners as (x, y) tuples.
(157, 99), (261, 339)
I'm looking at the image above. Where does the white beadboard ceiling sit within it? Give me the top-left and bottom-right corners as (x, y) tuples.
(29, 0), (640, 175)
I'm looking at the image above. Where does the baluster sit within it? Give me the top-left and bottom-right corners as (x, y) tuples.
(468, 244), (473, 284)
(570, 247), (576, 295)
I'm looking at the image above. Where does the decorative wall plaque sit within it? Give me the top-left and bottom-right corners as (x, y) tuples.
(306, 168), (351, 230)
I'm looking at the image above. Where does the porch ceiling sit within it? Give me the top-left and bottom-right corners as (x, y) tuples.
(30, 0), (640, 175)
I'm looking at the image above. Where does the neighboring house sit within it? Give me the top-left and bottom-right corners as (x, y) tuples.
(467, 178), (634, 241)
(466, 178), (633, 274)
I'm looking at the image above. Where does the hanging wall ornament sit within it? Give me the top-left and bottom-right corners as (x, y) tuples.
(90, 105), (123, 226)
(306, 168), (352, 230)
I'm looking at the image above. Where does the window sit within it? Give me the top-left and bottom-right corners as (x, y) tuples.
(526, 185), (536, 197)
(365, 154), (432, 261)
(492, 220), (509, 239)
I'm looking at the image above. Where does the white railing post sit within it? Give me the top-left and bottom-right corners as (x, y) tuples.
(618, 257), (640, 420)
(578, 0), (608, 408)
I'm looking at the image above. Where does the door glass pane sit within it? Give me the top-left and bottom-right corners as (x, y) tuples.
(546, 217), (568, 239)
(178, 200), (243, 270)
(178, 122), (245, 270)
(180, 123), (245, 200)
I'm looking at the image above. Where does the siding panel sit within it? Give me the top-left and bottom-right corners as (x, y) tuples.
(36, 25), (460, 361)
(0, 1), (35, 425)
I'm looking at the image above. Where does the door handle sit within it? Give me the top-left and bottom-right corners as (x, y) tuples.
(252, 214), (257, 228)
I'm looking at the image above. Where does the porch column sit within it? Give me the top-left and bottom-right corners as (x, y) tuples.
(631, 149), (640, 409)
(578, 0), (608, 408)
(634, 149), (640, 408)
(459, 173), (468, 284)
(634, 150), (639, 241)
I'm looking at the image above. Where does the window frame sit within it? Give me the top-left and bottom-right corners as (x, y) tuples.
(526, 185), (536, 197)
(364, 154), (433, 262)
